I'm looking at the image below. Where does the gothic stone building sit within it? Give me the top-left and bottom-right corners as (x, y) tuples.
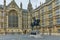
(0, 0), (60, 34)
(33, 0), (60, 33)
(0, 0), (33, 34)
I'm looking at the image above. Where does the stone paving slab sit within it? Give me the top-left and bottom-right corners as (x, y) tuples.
(0, 34), (60, 40)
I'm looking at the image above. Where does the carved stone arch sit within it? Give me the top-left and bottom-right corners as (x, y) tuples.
(8, 10), (18, 16)
(7, 8), (21, 17)
(8, 10), (18, 28)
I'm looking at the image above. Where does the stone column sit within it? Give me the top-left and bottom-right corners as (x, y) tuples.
(18, 11), (22, 30)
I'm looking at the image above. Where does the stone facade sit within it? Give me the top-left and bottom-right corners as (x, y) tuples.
(0, 0), (60, 34)
(32, 0), (60, 33)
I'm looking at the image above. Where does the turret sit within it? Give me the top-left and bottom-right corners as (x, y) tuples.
(4, 0), (6, 10)
(20, 2), (22, 9)
(40, 2), (42, 5)
(12, 0), (15, 2)
(28, 0), (33, 12)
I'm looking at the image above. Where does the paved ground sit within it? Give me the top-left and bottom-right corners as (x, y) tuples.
(0, 34), (60, 40)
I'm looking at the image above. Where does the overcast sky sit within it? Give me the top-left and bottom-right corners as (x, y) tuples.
(0, 0), (45, 9)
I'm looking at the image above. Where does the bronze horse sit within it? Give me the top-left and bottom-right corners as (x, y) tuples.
(31, 17), (40, 30)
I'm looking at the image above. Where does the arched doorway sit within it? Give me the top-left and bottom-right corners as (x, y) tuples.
(8, 10), (18, 28)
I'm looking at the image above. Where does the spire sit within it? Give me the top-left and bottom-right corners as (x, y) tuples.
(29, 0), (31, 5)
(29, 0), (30, 3)
(12, 0), (15, 2)
(4, 0), (6, 6)
(40, 2), (42, 5)
(28, 0), (33, 12)
(13, 0), (14, 1)
(4, 0), (6, 10)
(11, 0), (15, 3)
(20, 2), (22, 9)
(40, 2), (41, 5)
(35, 2), (38, 8)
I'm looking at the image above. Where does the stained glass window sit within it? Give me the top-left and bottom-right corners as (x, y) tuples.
(8, 10), (18, 27)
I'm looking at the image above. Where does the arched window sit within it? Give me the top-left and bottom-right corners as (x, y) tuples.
(8, 10), (18, 28)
